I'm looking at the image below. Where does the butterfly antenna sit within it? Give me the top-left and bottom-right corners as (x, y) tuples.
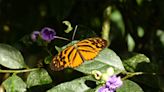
(72, 25), (78, 40)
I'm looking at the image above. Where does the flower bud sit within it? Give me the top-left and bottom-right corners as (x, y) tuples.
(106, 67), (114, 76)
(91, 70), (102, 80)
(101, 73), (109, 81)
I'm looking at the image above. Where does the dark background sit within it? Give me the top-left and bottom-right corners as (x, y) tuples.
(0, 0), (164, 92)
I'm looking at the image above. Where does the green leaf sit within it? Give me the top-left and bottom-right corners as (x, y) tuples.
(111, 9), (125, 35)
(157, 29), (164, 46)
(85, 85), (102, 92)
(126, 34), (135, 52)
(55, 46), (63, 52)
(26, 68), (52, 88)
(75, 48), (125, 74)
(137, 26), (144, 38)
(123, 53), (150, 72)
(0, 43), (26, 69)
(47, 76), (95, 92)
(63, 21), (73, 33)
(136, 0), (143, 5)
(117, 80), (143, 92)
(2, 74), (27, 92)
(44, 55), (52, 64)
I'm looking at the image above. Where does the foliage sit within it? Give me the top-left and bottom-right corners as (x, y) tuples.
(0, 0), (164, 92)
(3, 74), (27, 92)
(0, 44), (26, 69)
(117, 80), (144, 92)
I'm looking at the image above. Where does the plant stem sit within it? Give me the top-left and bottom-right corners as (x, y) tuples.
(54, 36), (71, 41)
(0, 68), (40, 73)
(102, 6), (112, 47)
(122, 72), (144, 80)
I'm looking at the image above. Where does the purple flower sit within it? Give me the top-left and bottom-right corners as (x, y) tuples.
(31, 31), (40, 41)
(40, 27), (56, 42)
(98, 75), (123, 92)
(99, 86), (114, 92)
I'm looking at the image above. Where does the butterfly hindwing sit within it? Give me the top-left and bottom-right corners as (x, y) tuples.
(51, 46), (73, 71)
(50, 37), (107, 71)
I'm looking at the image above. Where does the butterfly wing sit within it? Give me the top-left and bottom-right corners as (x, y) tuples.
(50, 46), (72, 71)
(76, 37), (107, 60)
(50, 45), (84, 71)
(50, 37), (107, 71)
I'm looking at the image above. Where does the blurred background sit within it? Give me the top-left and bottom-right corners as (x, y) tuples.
(0, 0), (164, 92)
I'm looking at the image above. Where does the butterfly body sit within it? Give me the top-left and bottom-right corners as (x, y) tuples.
(50, 37), (107, 71)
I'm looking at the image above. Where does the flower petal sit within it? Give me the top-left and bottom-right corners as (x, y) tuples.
(106, 75), (123, 90)
(31, 31), (40, 41)
(98, 86), (108, 92)
(41, 27), (56, 42)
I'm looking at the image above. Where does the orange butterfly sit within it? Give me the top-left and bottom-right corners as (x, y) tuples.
(50, 37), (107, 71)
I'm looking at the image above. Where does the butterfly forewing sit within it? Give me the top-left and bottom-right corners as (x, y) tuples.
(77, 37), (107, 60)
(69, 49), (83, 67)
(50, 37), (107, 71)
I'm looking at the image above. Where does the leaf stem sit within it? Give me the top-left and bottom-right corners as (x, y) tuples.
(54, 36), (71, 41)
(121, 71), (157, 80)
(0, 68), (40, 73)
(122, 72), (143, 80)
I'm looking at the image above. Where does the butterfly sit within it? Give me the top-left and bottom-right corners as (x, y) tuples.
(50, 37), (107, 71)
